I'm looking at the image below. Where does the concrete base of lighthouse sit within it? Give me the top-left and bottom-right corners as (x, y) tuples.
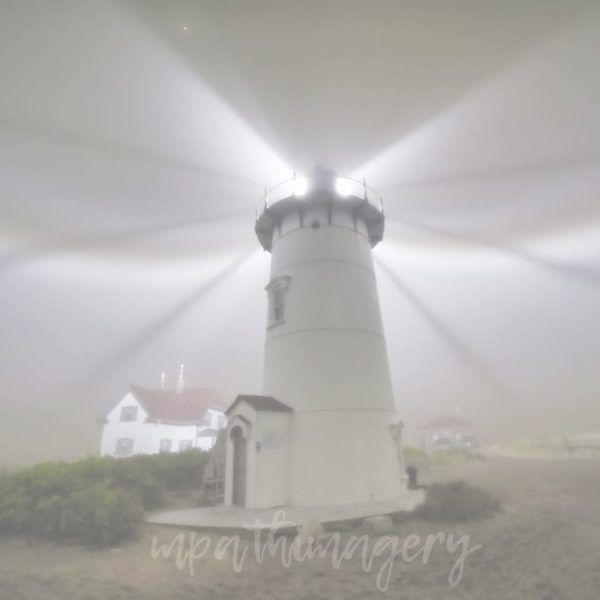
(146, 491), (424, 533)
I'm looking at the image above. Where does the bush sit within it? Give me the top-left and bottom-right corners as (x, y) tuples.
(105, 457), (165, 509)
(0, 462), (145, 546)
(417, 481), (501, 523)
(125, 449), (208, 492)
(33, 483), (143, 546)
(0, 449), (208, 546)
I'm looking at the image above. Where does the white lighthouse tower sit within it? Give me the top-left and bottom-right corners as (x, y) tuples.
(225, 167), (406, 508)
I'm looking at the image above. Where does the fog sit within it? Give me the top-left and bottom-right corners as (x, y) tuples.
(1, 0), (599, 466)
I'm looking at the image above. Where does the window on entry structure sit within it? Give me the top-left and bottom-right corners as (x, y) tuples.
(159, 438), (172, 452)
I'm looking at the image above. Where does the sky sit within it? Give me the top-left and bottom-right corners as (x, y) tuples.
(1, 0), (599, 465)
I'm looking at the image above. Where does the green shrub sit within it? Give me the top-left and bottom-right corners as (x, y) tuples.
(62, 483), (143, 546)
(0, 476), (30, 532)
(144, 449), (208, 490)
(105, 457), (165, 509)
(0, 450), (207, 546)
(32, 483), (143, 546)
(417, 481), (501, 523)
(0, 464), (143, 546)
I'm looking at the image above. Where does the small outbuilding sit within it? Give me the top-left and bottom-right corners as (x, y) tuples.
(224, 395), (293, 508)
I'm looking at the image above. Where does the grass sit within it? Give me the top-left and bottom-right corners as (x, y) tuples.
(2, 458), (599, 599)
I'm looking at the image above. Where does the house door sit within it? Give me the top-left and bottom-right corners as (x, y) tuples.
(231, 426), (247, 507)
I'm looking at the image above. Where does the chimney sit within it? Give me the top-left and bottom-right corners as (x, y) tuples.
(176, 363), (185, 394)
(159, 372), (166, 390)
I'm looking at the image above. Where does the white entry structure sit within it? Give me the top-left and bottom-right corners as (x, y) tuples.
(225, 167), (407, 508)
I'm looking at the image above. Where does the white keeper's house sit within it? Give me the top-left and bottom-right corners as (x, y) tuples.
(100, 382), (226, 457)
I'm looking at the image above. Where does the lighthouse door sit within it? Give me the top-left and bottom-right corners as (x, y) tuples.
(231, 426), (247, 507)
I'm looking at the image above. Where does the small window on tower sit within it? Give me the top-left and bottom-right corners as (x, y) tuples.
(265, 275), (292, 327)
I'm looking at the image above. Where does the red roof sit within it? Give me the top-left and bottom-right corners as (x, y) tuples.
(130, 385), (224, 423)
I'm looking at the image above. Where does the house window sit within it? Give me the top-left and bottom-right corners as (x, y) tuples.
(120, 406), (138, 422)
(159, 439), (172, 453)
(265, 275), (292, 327)
(179, 440), (193, 451)
(115, 438), (134, 457)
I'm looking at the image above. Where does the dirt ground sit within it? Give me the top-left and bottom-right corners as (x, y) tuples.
(1, 457), (599, 599)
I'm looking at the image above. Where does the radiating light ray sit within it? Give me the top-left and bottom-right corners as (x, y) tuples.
(376, 155), (600, 196)
(377, 159), (600, 240)
(0, 0), (291, 214)
(125, 0), (289, 168)
(0, 115), (261, 187)
(376, 256), (513, 404)
(386, 218), (600, 289)
(74, 247), (258, 390)
(0, 213), (249, 270)
(352, 6), (600, 194)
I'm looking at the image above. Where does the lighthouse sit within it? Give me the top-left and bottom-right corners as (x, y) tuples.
(224, 167), (406, 508)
